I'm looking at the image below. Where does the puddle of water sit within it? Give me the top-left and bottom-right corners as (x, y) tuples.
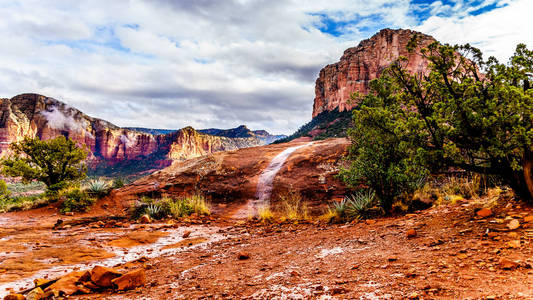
(316, 247), (344, 258)
(0, 225), (227, 296)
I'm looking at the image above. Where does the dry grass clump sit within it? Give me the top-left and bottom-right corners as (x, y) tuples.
(257, 205), (274, 223)
(277, 190), (309, 221)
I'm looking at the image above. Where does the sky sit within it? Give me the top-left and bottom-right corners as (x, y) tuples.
(0, 0), (531, 134)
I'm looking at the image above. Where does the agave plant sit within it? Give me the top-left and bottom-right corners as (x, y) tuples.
(345, 189), (375, 219)
(86, 179), (110, 197)
(145, 203), (162, 218)
(331, 198), (348, 219)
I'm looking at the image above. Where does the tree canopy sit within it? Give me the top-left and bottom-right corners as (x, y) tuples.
(340, 39), (533, 209)
(1, 136), (88, 192)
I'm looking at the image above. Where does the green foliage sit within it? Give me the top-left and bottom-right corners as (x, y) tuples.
(112, 177), (125, 189)
(0, 180), (9, 198)
(345, 189), (376, 219)
(60, 188), (95, 213)
(86, 178), (111, 197)
(328, 189), (378, 222)
(341, 41), (533, 206)
(1, 136), (88, 193)
(274, 109), (352, 143)
(0, 194), (48, 213)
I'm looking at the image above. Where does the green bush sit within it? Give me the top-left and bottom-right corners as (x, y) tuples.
(60, 189), (95, 213)
(341, 41), (533, 205)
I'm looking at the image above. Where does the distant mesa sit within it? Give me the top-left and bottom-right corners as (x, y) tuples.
(0, 93), (283, 177)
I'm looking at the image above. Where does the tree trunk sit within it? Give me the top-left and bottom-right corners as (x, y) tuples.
(522, 149), (533, 202)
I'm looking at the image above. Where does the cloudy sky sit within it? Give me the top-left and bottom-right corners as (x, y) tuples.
(0, 0), (531, 134)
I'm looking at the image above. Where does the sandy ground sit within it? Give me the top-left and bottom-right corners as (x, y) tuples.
(1, 191), (531, 299)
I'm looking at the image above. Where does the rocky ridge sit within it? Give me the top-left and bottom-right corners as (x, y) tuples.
(0, 94), (267, 174)
(312, 28), (435, 117)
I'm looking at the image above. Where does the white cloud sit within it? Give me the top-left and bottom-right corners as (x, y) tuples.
(0, 0), (529, 134)
(416, 0), (533, 61)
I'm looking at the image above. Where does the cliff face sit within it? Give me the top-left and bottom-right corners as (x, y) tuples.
(0, 94), (263, 174)
(312, 28), (435, 117)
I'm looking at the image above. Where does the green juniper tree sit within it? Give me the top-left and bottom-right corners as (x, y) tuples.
(340, 40), (533, 210)
(1, 136), (88, 193)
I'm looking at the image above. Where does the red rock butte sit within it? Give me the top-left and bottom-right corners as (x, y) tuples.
(312, 28), (435, 118)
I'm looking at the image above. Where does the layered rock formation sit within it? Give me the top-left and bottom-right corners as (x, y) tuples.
(312, 28), (435, 117)
(0, 94), (266, 174)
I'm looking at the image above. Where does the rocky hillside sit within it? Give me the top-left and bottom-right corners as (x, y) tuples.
(199, 125), (286, 144)
(0, 94), (265, 175)
(115, 138), (349, 205)
(312, 28), (435, 118)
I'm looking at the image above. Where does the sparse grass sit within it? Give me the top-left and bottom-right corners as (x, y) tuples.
(132, 194), (211, 220)
(0, 194), (49, 213)
(6, 181), (46, 195)
(60, 188), (96, 213)
(257, 205), (274, 223)
(277, 190), (308, 221)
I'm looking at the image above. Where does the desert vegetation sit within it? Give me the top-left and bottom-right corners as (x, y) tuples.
(132, 194), (211, 220)
(340, 41), (533, 212)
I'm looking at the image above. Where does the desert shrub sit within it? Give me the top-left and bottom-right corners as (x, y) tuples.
(60, 188), (95, 213)
(132, 194), (210, 219)
(277, 190), (308, 221)
(86, 178), (111, 198)
(168, 194), (210, 218)
(0, 194), (48, 212)
(0, 180), (9, 198)
(341, 42), (533, 204)
(112, 177), (125, 189)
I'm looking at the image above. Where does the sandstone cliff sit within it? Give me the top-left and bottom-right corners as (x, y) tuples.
(0, 94), (264, 174)
(312, 28), (435, 117)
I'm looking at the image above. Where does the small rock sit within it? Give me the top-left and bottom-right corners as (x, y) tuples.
(27, 287), (44, 300)
(365, 219), (376, 225)
(112, 269), (146, 291)
(387, 256), (399, 262)
(507, 240), (521, 248)
(45, 271), (86, 296)
(408, 292), (419, 299)
(64, 212), (74, 216)
(3, 294), (24, 300)
(34, 278), (50, 287)
(406, 229), (417, 238)
(290, 270), (300, 277)
(476, 208), (492, 218)
(237, 252), (250, 260)
(90, 266), (123, 288)
(182, 230), (192, 238)
(139, 214), (151, 224)
(507, 219), (520, 230)
(499, 258), (519, 270)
